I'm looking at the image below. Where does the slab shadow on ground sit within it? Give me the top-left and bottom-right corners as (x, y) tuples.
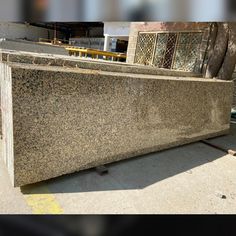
(203, 121), (236, 151)
(21, 141), (226, 195)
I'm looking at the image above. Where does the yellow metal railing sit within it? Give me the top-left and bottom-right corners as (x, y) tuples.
(38, 38), (127, 62)
(65, 47), (127, 62)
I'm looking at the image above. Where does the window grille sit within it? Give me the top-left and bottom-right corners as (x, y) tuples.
(134, 32), (203, 72)
(134, 33), (156, 66)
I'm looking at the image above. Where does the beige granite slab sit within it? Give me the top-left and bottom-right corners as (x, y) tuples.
(0, 52), (234, 187)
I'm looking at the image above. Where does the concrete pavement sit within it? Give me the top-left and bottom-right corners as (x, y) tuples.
(1, 122), (236, 214)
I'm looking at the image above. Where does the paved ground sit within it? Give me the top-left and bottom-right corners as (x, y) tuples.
(1, 121), (236, 214)
(0, 39), (68, 55)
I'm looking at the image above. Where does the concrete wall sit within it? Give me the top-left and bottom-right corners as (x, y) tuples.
(0, 22), (57, 41)
(104, 22), (130, 37)
(0, 52), (233, 187)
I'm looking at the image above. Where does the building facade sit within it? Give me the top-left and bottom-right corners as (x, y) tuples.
(127, 22), (210, 73)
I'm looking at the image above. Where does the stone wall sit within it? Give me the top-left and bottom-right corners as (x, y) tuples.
(0, 22), (63, 41)
(0, 51), (234, 187)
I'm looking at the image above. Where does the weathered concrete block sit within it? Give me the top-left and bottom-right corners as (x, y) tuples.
(0, 53), (234, 187)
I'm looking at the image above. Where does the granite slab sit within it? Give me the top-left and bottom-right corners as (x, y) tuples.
(0, 52), (234, 187)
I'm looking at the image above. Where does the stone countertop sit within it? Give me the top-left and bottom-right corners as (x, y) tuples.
(9, 62), (232, 84)
(0, 49), (202, 78)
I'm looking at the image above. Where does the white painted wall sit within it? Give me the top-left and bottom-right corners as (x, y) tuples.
(0, 22), (54, 41)
(103, 22), (130, 37)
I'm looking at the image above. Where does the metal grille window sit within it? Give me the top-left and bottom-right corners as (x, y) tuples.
(134, 33), (156, 65)
(134, 32), (203, 71)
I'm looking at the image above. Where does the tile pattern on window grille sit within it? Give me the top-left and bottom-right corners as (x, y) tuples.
(134, 32), (203, 72)
(153, 33), (168, 67)
(161, 33), (177, 69)
(134, 33), (156, 65)
(173, 33), (202, 71)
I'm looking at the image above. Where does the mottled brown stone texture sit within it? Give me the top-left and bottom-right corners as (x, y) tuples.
(0, 52), (234, 187)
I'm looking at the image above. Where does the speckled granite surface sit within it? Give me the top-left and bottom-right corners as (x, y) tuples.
(0, 50), (201, 77)
(0, 52), (234, 187)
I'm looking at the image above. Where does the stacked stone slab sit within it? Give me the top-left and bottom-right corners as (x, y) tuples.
(0, 50), (234, 187)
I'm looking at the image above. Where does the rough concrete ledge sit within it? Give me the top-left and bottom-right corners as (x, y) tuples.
(0, 50), (201, 78)
(9, 63), (230, 83)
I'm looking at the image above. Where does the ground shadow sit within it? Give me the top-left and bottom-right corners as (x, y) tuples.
(203, 121), (236, 151)
(21, 141), (226, 195)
